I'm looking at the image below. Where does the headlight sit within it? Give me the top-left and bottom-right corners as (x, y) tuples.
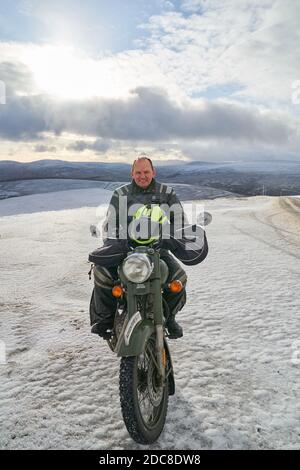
(122, 253), (153, 283)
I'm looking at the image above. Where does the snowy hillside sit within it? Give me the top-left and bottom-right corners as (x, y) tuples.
(0, 179), (237, 203)
(2, 159), (300, 197)
(0, 189), (300, 450)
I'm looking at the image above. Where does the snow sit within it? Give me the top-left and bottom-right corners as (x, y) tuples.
(0, 187), (111, 216)
(0, 179), (120, 201)
(0, 189), (300, 450)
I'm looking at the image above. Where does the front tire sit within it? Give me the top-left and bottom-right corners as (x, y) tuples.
(119, 335), (169, 444)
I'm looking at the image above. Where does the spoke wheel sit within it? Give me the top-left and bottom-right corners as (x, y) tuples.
(119, 334), (169, 444)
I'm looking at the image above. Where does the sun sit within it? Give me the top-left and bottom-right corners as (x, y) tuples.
(26, 45), (116, 100)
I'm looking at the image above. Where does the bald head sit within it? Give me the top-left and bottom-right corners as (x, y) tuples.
(131, 156), (156, 189)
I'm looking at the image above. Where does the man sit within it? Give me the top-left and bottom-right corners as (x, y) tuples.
(89, 156), (208, 340)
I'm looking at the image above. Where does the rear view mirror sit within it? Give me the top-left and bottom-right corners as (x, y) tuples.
(197, 211), (212, 226)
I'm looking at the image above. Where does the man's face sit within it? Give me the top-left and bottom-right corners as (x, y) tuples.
(131, 159), (156, 189)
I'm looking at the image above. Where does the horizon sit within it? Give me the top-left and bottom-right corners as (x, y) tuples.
(2, 156), (300, 166)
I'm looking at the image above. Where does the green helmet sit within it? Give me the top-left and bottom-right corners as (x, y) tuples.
(129, 204), (169, 245)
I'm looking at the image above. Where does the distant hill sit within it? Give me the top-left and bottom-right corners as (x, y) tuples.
(0, 159), (132, 182)
(1, 159), (300, 197)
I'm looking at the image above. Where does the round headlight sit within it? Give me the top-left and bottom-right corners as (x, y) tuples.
(122, 253), (153, 283)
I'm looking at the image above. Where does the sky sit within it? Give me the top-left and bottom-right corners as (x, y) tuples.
(0, 0), (300, 164)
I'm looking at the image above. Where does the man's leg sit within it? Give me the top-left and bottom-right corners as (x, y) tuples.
(161, 253), (187, 339)
(90, 265), (118, 338)
(89, 239), (128, 338)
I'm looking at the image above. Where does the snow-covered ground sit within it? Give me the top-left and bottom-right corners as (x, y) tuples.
(0, 189), (300, 450)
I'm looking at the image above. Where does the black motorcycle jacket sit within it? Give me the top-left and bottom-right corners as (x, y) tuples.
(102, 178), (187, 241)
(98, 178), (209, 266)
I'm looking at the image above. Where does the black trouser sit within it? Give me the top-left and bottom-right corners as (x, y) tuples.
(89, 243), (187, 328)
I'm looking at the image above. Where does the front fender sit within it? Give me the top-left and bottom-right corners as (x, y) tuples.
(116, 318), (155, 357)
(164, 339), (175, 395)
(116, 318), (175, 395)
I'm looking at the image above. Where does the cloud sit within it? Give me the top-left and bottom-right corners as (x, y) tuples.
(0, 93), (48, 141)
(0, 1), (300, 162)
(162, 1), (175, 10)
(67, 138), (111, 153)
(180, 0), (206, 13)
(2, 0), (299, 108)
(139, 0), (300, 106)
(0, 61), (36, 96)
(0, 85), (297, 147)
(179, 138), (300, 163)
(34, 144), (57, 152)
(1, 1), (299, 109)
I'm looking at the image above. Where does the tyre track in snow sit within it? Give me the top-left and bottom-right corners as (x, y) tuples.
(232, 199), (300, 263)
(182, 196), (300, 449)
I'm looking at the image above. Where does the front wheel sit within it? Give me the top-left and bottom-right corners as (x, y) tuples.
(119, 334), (169, 444)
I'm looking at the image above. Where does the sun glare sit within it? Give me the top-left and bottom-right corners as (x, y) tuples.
(26, 46), (118, 99)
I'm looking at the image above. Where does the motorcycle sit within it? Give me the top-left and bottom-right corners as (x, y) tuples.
(90, 213), (211, 444)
